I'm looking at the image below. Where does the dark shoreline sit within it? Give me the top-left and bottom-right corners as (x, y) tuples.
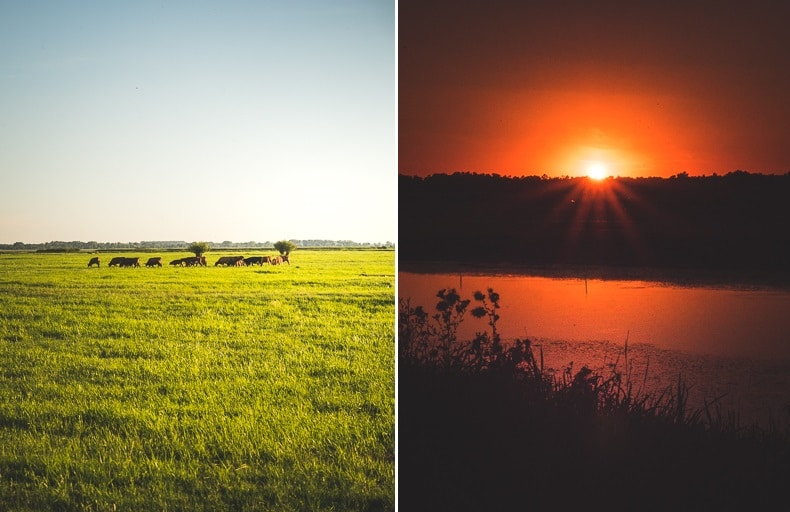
(400, 259), (790, 290)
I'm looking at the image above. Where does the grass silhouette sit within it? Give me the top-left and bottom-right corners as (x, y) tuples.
(399, 288), (790, 511)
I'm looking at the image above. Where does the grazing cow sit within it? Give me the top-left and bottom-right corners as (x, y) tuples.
(118, 257), (140, 267)
(181, 256), (204, 267)
(87, 257), (100, 267)
(214, 256), (232, 266)
(270, 255), (282, 265)
(145, 257), (162, 267)
(244, 256), (267, 266)
(214, 256), (245, 266)
(169, 258), (185, 266)
(280, 254), (290, 265)
(108, 257), (125, 267)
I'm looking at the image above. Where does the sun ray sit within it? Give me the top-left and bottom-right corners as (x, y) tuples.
(562, 181), (598, 258)
(601, 181), (646, 259)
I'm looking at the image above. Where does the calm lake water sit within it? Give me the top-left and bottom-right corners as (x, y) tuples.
(400, 270), (790, 424)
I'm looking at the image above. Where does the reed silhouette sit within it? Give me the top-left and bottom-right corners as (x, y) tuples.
(399, 288), (790, 511)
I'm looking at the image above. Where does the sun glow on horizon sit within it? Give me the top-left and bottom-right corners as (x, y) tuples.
(586, 161), (609, 181)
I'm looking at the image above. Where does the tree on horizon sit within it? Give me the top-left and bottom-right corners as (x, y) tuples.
(274, 240), (296, 256)
(187, 241), (211, 257)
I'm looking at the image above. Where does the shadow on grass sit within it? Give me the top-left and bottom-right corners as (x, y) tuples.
(399, 289), (790, 511)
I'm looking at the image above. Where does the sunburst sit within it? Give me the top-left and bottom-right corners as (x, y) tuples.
(586, 161), (608, 181)
(540, 175), (664, 263)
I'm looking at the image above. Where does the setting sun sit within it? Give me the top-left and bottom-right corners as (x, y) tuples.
(586, 162), (608, 180)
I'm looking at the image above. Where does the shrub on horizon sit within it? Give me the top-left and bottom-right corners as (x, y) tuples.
(274, 240), (297, 255)
(187, 241), (211, 257)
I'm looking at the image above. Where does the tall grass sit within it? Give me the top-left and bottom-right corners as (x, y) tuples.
(399, 288), (790, 511)
(0, 250), (394, 511)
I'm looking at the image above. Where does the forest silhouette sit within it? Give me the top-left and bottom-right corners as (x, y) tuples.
(400, 171), (790, 270)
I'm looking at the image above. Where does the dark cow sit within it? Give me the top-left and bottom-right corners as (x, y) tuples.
(145, 257), (162, 267)
(87, 257), (100, 267)
(214, 256), (232, 266)
(243, 256), (267, 266)
(169, 256), (206, 267)
(109, 256), (140, 267)
(181, 256), (204, 267)
(214, 256), (245, 266)
(280, 254), (290, 265)
(118, 257), (140, 267)
(108, 257), (125, 267)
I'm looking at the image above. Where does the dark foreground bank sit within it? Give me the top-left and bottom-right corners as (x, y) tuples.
(398, 289), (790, 511)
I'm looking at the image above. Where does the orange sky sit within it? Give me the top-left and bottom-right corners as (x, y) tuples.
(399, 0), (790, 178)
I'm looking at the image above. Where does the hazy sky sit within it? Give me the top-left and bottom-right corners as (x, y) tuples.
(0, 1), (394, 243)
(400, 0), (790, 178)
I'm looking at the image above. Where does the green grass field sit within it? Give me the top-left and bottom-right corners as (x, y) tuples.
(0, 250), (394, 511)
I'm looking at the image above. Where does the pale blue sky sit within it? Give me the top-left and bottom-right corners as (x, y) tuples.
(0, 0), (394, 243)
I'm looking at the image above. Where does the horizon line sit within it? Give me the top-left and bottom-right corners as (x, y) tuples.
(0, 239), (395, 247)
(399, 169), (790, 179)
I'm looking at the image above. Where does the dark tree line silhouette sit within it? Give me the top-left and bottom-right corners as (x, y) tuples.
(400, 171), (790, 270)
(0, 239), (392, 252)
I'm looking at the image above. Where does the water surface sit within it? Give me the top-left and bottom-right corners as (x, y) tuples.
(400, 270), (790, 424)
(401, 272), (790, 359)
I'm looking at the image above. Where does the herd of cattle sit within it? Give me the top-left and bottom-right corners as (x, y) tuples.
(87, 255), (289, 268)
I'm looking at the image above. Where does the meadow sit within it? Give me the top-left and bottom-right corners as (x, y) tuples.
(0, 250), (394, 511)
